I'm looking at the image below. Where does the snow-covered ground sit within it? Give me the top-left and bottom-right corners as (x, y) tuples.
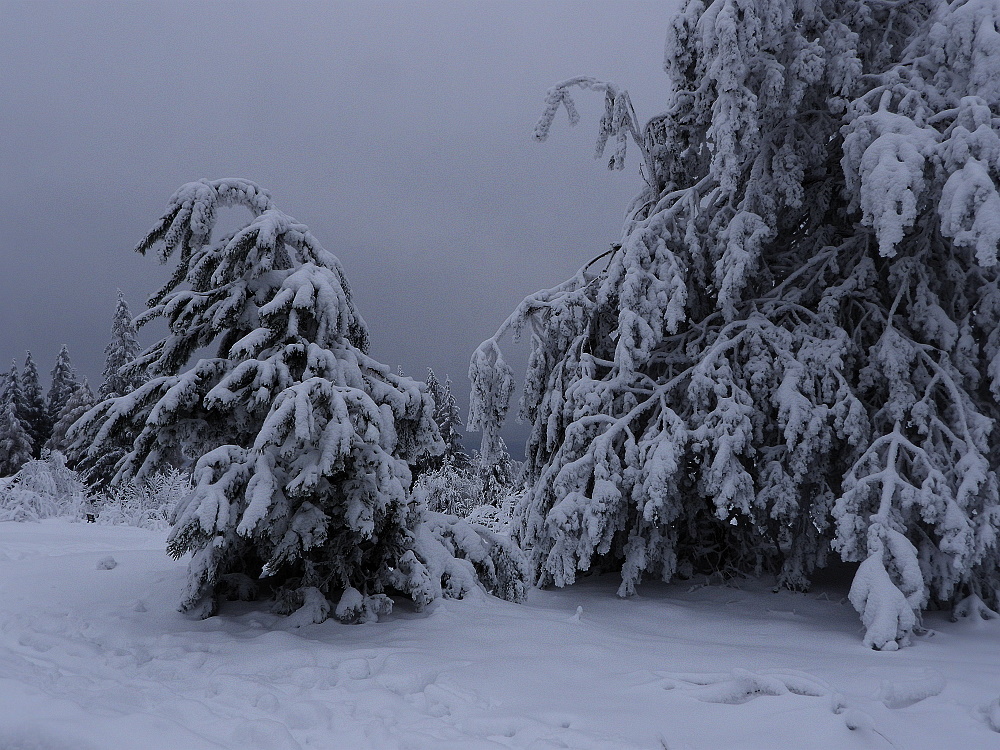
(1, 519), (998, 750)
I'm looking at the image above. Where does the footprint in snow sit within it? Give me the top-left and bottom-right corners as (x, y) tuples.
(663, 668), (829, 704)
(338, 657), (375, 680)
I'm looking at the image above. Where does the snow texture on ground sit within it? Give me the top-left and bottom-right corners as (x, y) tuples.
(1, 519), (999, 749)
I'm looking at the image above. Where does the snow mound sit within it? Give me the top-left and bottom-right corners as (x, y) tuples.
(879, 670), (946, 709)
(667, 668), (829, 705)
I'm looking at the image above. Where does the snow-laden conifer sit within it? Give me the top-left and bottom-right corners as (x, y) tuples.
(0, 363), (32, 476)
(426, 369), (469, 468)
(48, 379), (94, 457)
(75, 178), (525, 619)
(99, 290), (144, 400)
(19, 353), (48, 457)
(46, 345), (78, 431)
(471, 0), (1000, 649)
(478, 436), (521, 508)
(77, 293), (147, 486)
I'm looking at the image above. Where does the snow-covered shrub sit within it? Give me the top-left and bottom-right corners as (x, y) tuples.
(466, 503), (513, 535)
(394, 511), (529, 607)
(950, 594), (1000, 623)
(413, 443), (524, 534)
(97, 468), (191, 530)
(0, 452), (86, 522)
(414, 462), (480, 517)
(471, 0), (1000, 649)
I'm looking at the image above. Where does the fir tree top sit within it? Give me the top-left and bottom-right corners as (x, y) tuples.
(19, 352), (47, 457)
(46, 345), (78, 425)
(426, 369), (468, 469)
(49, 379), (94, 457)
(99, 290), (144, 400)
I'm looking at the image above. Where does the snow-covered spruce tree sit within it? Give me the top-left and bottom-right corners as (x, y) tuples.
(46, 345), (78, 432)
(478, 436), (521, 507)
(19, 352), (48, 457)
(426, 369), (469, 468)
(75, 178), (526, 619)
(412, 369), (470, 509)
(48, 379), (94, 456)
(416, 367), (519, 521)
(99, 290), (144, 401)
(470, 0), (1000, 649)
(77, 292), (148, 486)
(0, 363), (32, 476)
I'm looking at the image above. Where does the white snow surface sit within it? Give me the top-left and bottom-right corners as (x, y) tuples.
(2, 520), (999, 750)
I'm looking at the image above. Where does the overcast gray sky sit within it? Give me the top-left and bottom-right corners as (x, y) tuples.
(1, 0), (674, 450)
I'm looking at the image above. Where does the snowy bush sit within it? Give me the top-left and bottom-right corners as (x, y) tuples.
(0, 452), (86, 522)
(414, 463), (481, 517)
(466, 503), (514, 535)
(471, 0), (1000, 649)
(0, 450), (188, 529)
(96, 468), (191, 530)
(396, 511), (529, 608)
(413, 443), (523, 535)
